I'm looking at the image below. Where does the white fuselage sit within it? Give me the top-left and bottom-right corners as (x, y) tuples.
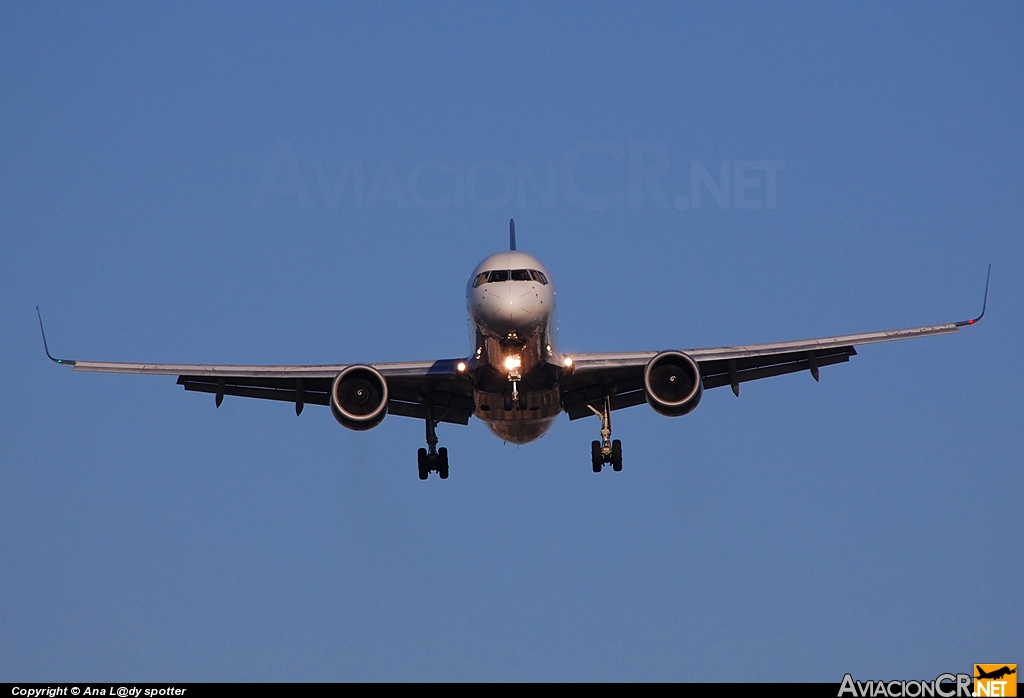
(465, 251), (562, 443)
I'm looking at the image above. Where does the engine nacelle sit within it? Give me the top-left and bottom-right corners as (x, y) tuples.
(330, 365), (388, 431)
(644, 350), (703, 417)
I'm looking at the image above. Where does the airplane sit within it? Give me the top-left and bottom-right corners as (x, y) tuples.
(975, 666), (1016, 681)
(37, 220), (990, 480)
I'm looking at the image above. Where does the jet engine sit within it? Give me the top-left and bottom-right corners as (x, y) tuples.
(330, 365), (389, 430)
(644, 350), (703, 417)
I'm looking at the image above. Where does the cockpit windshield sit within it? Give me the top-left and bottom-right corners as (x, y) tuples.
(473, 269), (549, 287)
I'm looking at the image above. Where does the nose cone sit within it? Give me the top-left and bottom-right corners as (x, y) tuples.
(467, 250), (555, 339)
(474, 281), (549, 336)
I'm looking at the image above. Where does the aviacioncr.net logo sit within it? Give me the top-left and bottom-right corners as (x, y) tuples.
(838, 673), (972, 697)
(974, 665), (1017, 697)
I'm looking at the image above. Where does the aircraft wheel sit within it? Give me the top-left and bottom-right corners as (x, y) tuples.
(591, 440), (602, 473)
(438, 447), (449, 479)
(611, 440), (623, 472)
(417, 448), (429, 480)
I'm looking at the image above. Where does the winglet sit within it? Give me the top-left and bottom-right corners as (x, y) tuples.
(509, 218), (516, 251)
(36, 306), (75, 366)
(955, 264), (991, 327)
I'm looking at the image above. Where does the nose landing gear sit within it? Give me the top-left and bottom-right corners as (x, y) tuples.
(417, 399), (449, 480)
(588, 395), (623, 473)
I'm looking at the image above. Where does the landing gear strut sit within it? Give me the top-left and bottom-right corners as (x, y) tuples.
(588, 395), (622, 472)
(417, 400), (449, 480)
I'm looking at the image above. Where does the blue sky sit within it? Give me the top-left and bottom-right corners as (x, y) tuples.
(1, 2), (1021, 681)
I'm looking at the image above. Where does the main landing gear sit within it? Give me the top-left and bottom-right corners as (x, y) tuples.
(418, 401), (449, 480)
(588, 395), (622, 473)
(418, 446), (448, 480)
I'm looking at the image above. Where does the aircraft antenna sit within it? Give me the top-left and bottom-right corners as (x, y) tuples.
(509, 219), (516, 251)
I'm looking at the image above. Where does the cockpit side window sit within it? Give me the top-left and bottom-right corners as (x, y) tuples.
(472, 272), (487, 288)
(531, 270), (549, 285)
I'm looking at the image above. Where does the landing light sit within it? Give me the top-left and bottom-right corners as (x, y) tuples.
(504, 356), (521, 371)
(564, 356), (573, 368)
(456, 361), (467, 372)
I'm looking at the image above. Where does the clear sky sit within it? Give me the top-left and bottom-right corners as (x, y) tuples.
(1, 2), (1021, 682)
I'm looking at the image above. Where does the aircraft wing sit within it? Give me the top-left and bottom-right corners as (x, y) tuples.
(560, 266), (989, 419)
(560, 317), (983, 420)
(51, 319), (974, 426)
(43, 341), (476, 425)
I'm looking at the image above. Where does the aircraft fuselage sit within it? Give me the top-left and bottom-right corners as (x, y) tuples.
(466, 251), (563, 443)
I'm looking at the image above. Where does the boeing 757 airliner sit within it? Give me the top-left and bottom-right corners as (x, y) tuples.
(38, 220), (989, 480)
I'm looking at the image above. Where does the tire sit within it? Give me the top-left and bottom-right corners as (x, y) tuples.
(438, 448), (449, 479)
(591, 440), (602, 473)
(611, 440), (623, 472)
(417, 448), (429, 480)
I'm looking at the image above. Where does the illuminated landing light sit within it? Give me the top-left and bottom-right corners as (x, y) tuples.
(563, 356), (573, 368)
(504, 355), (521, 371)
(456, 361), (467, 372)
